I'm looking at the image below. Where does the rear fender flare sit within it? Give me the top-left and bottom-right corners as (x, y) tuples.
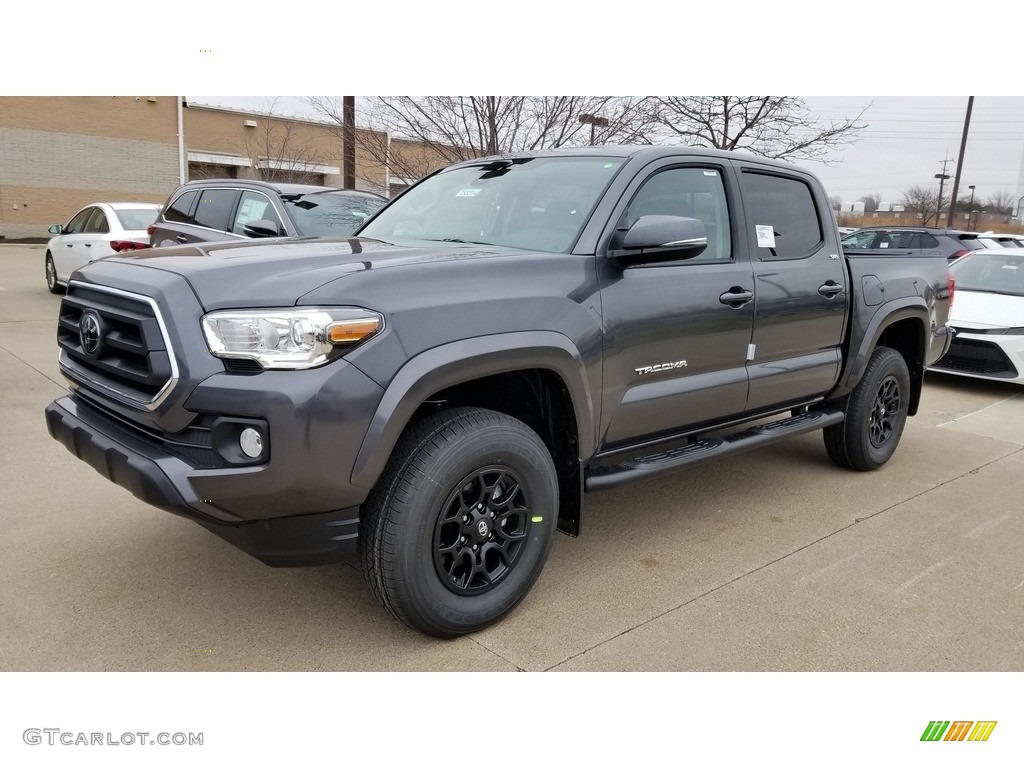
(836, 299), (929, 406)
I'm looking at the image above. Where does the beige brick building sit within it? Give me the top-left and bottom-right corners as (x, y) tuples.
(0, 96), (441, 241)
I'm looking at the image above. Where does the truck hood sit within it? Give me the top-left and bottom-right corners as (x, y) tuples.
(105, 237), (524, 309)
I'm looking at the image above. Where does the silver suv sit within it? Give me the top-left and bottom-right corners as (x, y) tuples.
(149, 179), (387, 247)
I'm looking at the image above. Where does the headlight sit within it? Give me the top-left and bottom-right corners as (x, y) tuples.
(202, 308), (383, 369)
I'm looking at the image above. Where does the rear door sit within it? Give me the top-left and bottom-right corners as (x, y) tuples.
(54, 208), (96, 281)
(80, 207), (116, 262)
(736, 166), (849, 411)
(597, 158), (755, 448)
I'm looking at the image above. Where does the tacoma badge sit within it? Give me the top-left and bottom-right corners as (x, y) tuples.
(634, 360), (687, 376)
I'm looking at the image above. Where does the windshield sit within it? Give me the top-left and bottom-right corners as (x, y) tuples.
(951, 250), (1024, 297)
(284, 192), (386, 237)
(359, 156), (626, 253)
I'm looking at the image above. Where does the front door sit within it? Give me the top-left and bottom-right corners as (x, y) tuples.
(598, 162), (755, 448)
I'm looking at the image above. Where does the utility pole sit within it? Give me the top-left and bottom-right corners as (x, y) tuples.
(946, 96), (974, 227)
(343, 96), (356, 190)
(933, 152), (952, 227)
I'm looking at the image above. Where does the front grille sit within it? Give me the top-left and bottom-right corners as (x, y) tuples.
(58, 283), (177, 408)
(933, 338), (1017, 378)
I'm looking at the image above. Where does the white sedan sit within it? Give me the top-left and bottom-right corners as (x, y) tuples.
(930, 247), (1024, 385)
(44, 202), (161, 293)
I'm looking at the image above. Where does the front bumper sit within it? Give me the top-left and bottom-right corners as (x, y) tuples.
(45, 395), (363, 566)
(930, 329), (1024, 385)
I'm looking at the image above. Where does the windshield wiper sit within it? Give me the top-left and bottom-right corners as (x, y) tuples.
(424, 238), (494, 245)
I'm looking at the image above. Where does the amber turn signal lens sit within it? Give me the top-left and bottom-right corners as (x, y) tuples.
(326, 318), (381, 344)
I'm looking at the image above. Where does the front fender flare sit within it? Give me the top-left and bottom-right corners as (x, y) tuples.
(350, 331), (596, 490)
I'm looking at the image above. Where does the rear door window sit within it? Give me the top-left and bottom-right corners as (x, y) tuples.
(740, 172), (823, 260)
(84, 208), (109, 234)
(65, 209), (93, 234)
(193, 189), (240, 232)
(165, 190), (199, 223)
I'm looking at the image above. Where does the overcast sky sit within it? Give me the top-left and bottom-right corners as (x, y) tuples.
(189, 95), (1024, 209)
(8, 2), (1023, 211)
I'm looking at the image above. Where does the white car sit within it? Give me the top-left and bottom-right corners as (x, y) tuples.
(930, 247), (1024, 385)
(982, 232), (1024, 248)
(44, 202), (161, 294)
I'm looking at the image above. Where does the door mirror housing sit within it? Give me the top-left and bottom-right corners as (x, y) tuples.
(243, 219), (282, 238)
(48, 224), (63, 235)
(611, 215), (708, 266)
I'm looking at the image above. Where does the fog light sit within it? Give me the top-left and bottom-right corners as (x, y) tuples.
(239, 428), (263, 458)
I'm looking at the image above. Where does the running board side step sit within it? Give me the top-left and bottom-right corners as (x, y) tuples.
(584, 409), (845, 492)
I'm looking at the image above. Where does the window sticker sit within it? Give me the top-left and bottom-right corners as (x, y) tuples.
(237, 198), (268, 222)
(880, 241), (889, 248)
(755, 225), (776, 248)
(456, 189), (482, 197)
(703, 170), (718, 177)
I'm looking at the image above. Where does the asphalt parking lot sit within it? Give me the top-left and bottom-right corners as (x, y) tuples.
(1, 243), (1021, 672)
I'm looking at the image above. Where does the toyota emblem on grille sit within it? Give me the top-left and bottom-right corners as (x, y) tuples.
(79, 311), (102, 356)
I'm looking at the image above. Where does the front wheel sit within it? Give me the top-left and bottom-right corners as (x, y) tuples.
(824, 346), (910, 471)
(45, 253), (63, 294)
(360, 407), (559, 638)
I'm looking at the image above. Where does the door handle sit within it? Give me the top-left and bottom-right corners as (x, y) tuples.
(175, 234), (188, 243)
(818, 281), (843, 297)
(66, 243), (73, 247)
(719, 288), (753, 307)
(84, 243), (92, 247)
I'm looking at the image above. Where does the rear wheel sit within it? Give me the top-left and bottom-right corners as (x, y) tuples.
(824, 346), (910, 471)
(360, 407), (558, 638)
(45, 253), (63, 294)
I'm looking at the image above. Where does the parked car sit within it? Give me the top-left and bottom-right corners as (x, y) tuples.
(979, 232), (1024, 248)
(930, 248), (1024, 385)
(149, 179), (387, 247)
(44, 202), (161, 294)
(841, 226), (986, 262)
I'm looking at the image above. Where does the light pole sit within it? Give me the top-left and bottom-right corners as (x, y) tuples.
(579, 114), (609, 145)
(934, 173), (950, 227)
(967, 185), (976, 229)
(1016, 194), (1024, 222)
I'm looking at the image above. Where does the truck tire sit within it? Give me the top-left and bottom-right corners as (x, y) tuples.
(824, 346), (910, 471)
(360, 407), (559, 638)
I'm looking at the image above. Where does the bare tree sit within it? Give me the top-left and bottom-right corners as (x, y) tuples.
(650, 96), (867, 164)
(239, 98), (333, 185)
(902, 185), (941, 225)
(306, 96), (658, 189)
(986, 190), (1015, 215)
(859, 194), (881, 213)
(829, 194), (842, 211)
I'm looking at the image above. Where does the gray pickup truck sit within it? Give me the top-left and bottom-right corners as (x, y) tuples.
(44, 146), (953, 637)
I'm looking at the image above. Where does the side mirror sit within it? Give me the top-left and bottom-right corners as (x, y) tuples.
(48, 224), (63, 235)
(612, 215), (708, 266)
(243, 219), (282, 238)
